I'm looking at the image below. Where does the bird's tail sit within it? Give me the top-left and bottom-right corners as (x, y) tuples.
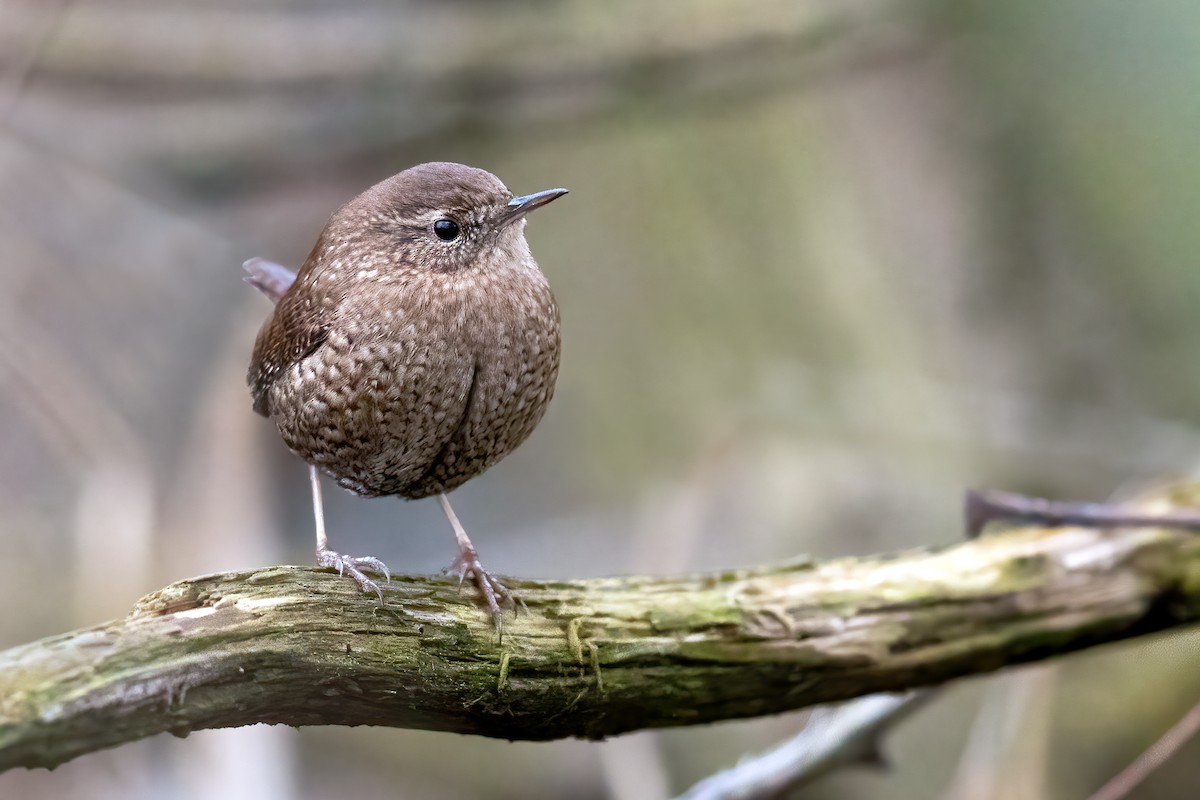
(243, 257), (297, 305)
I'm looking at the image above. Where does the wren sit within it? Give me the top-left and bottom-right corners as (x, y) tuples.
(245, 162), (567, 631)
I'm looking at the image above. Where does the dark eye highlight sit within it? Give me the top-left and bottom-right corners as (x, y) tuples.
(433, 218), (461, 241)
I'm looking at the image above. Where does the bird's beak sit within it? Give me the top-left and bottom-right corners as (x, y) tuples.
(501, 188), (568, 225)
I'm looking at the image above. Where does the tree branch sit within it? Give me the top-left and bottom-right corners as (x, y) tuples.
(676, 691), (937, 799)
(2, 516), (1200, 772)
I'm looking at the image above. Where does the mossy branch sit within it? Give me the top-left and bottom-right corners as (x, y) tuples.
(3, 513), (1200, 772)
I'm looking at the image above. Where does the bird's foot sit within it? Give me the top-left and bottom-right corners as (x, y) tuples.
(317, 547), (391, 602)
(445, 544), (517, 635)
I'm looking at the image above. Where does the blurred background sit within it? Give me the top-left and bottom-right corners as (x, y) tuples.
(2, 0), (1200, 798)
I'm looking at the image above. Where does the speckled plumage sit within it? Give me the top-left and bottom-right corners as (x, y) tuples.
(249, 162), (561, 501)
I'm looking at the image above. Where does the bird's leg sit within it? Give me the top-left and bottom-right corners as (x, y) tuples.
(310, 465), (390, 601)
(437, 493), (515, 634)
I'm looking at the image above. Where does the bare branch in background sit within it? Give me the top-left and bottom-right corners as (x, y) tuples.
(0, 0), (927, 198)
(676, 692), (935, 800)
(967, 488), (1200, 538)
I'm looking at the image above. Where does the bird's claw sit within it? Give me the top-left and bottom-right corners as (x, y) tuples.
(445, 546), (516, 635)
(317, 547), (391, 602)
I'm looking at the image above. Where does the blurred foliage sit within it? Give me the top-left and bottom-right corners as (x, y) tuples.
(2, 0), (1200, 798)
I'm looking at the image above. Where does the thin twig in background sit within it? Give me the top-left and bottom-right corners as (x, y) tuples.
(1086, 699), (1200, 800)
(602, 450), (730, 800)
(966, 488), (1200, 538)
(939, 667), (1056, 800)
(675, 692), (935, 800)
(0, 0), (76, 123)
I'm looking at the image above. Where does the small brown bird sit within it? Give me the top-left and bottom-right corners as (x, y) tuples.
(245, 162), (566, 630)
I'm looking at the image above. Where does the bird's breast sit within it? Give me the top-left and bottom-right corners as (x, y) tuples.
(270, 266), (560, 498)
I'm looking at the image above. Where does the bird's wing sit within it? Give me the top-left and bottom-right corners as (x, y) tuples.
(245, 247), (331, 417)
(243, 257), (297, 305)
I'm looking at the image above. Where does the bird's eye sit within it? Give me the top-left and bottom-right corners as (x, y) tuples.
(433, 218), (461, 242)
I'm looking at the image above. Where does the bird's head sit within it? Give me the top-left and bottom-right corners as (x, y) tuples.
(330, 162), (567, 277)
